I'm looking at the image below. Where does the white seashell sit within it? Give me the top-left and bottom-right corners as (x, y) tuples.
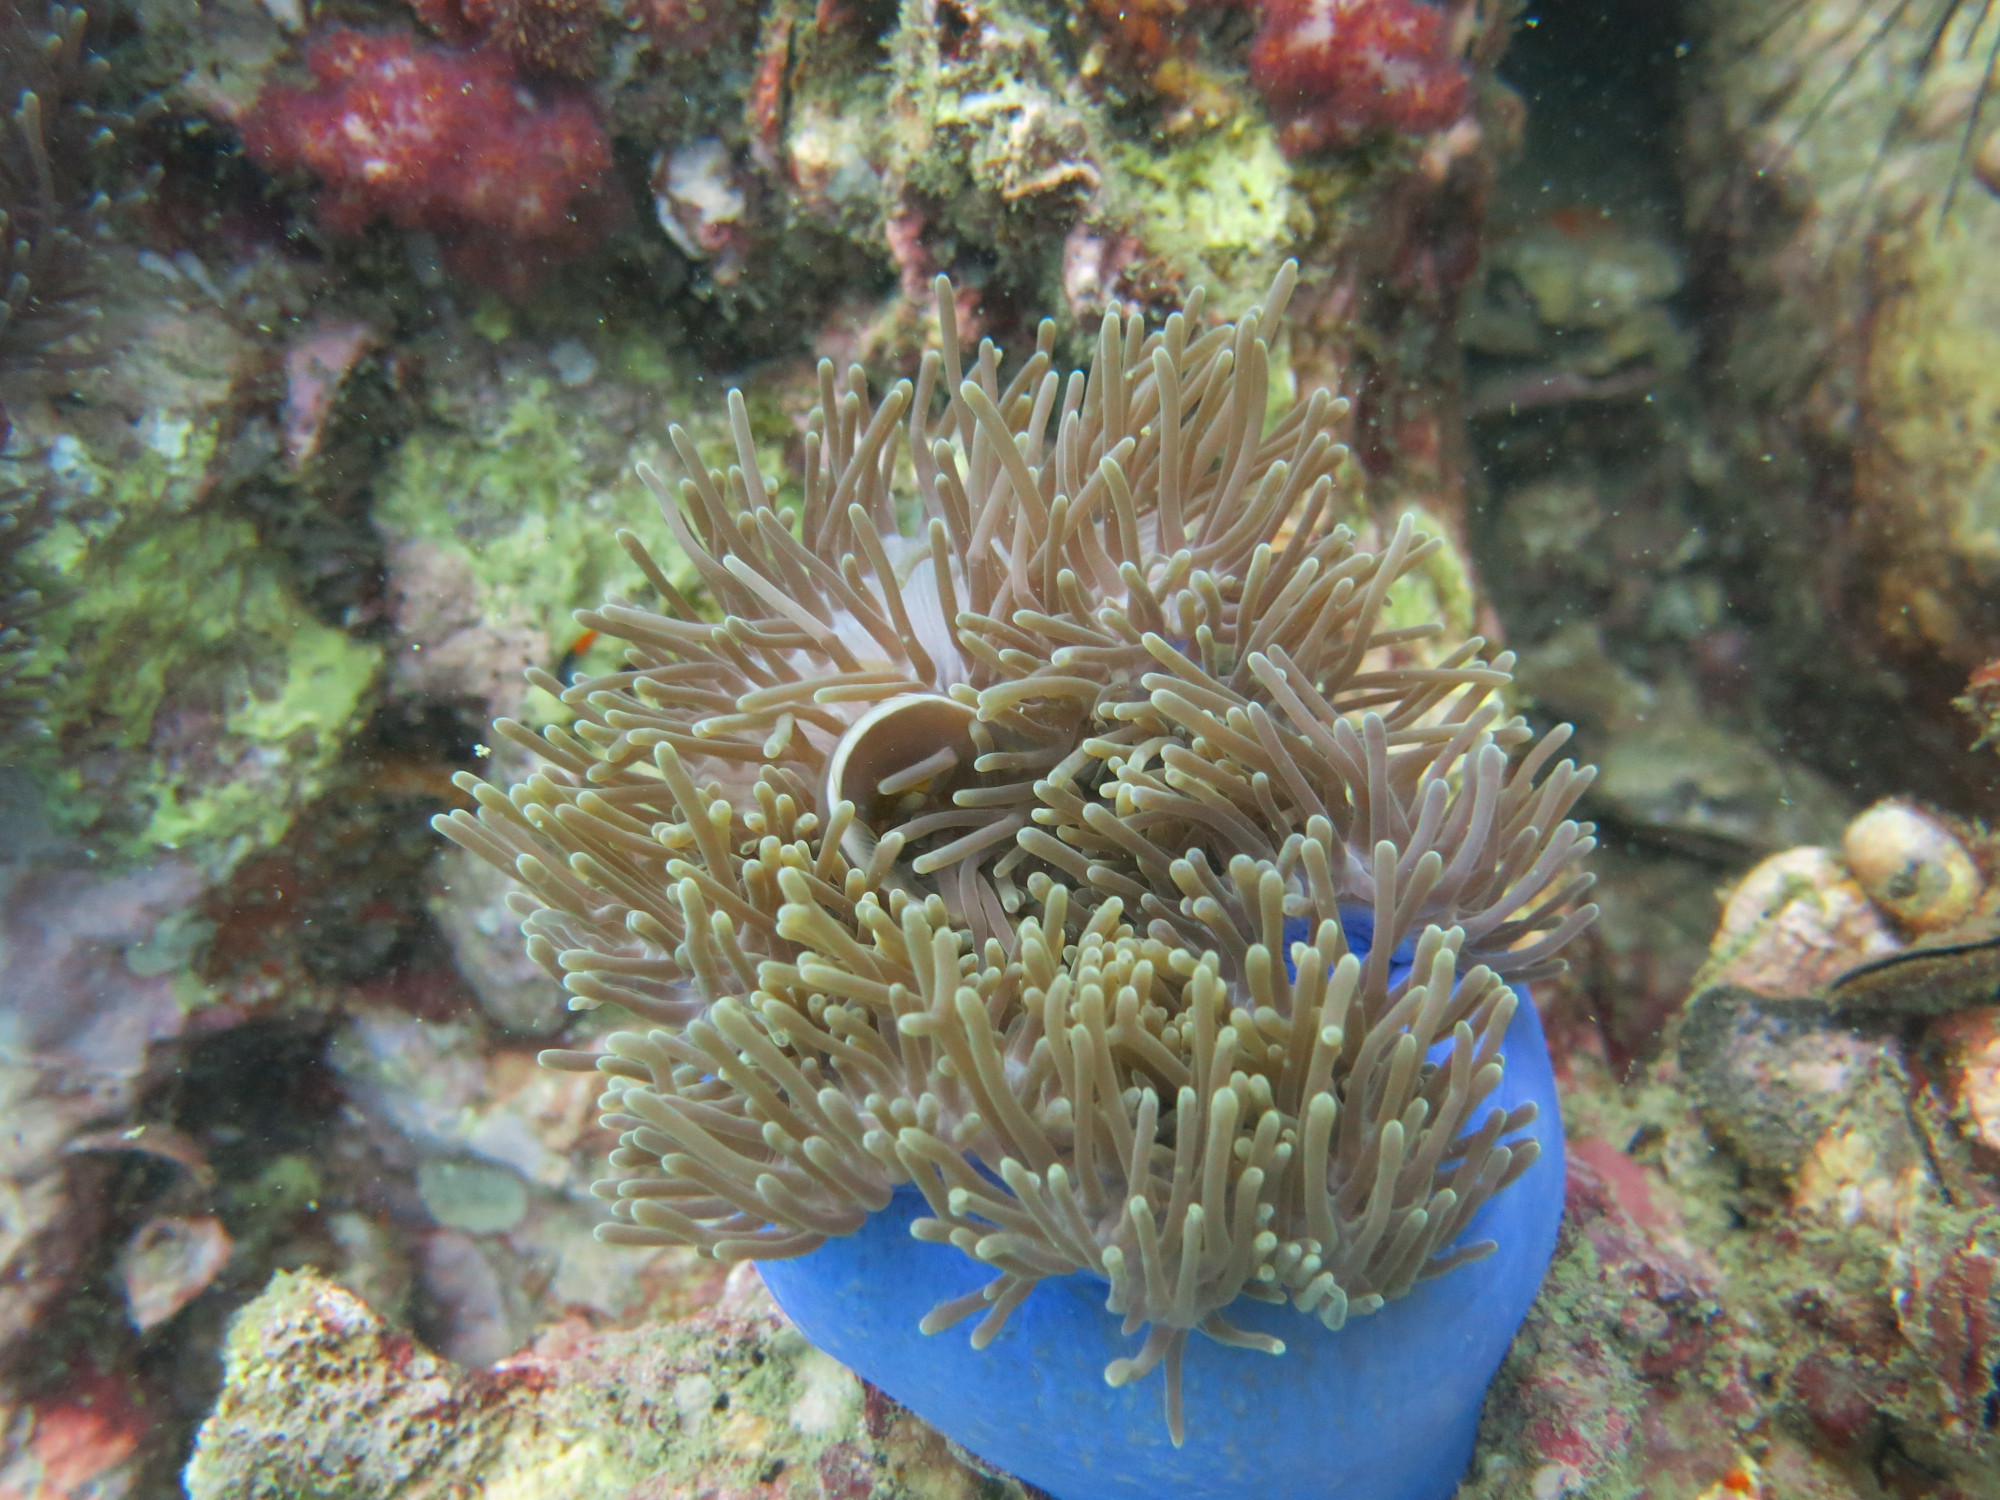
(1840, 800), (1983, 932)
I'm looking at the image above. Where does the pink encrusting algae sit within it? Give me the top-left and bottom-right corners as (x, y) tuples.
(1248, 0), (1473, 154)
(239, 28), (614, 292)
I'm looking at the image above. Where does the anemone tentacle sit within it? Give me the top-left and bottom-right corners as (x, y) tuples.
(434, 263), (1596, 1445)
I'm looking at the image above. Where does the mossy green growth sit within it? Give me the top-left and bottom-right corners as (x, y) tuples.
(23, 458), (379, 874)
(1106, 126), (1312, 317)
(373, 367), (717, 721)
(1379, 504), (1480, 651)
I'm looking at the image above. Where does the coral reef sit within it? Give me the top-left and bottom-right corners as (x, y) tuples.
(239, 28), (614, 292)
(0, 0), (1506, 1491)
(25, 2), (2000, 1497)
(436, 267), (1594, 1497)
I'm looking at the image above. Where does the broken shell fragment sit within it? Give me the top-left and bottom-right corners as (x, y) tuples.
(1840, 800), (1983, 933)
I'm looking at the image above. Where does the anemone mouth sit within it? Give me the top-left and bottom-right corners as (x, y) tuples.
(824, 691), (980, 864)
(434, 262), (1598, 1448)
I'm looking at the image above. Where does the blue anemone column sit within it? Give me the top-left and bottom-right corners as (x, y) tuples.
(758, 919), (1565, 1500)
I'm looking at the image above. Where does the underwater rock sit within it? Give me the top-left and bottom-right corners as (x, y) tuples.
(1705, 845), (1901, 1000)
(0, 856), (206, 1072)
(371, 329), (708, 735)
(1591, 691), (1851, 859)
(1462, 211), (1694, 416)
(383, 538), (550, 727)
(429, 838), (571, 1036)
(1681, 0), (2000, 801)
(1511, 628), (1852, 886)
(1679, 985), (1916, 1191)
(183, 1265), (1026, 1499)
(324, 1002), (717, 1342)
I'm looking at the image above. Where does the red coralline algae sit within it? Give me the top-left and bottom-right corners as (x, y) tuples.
(240, 29), (613, 292)
(1247, 0), (1472, 155)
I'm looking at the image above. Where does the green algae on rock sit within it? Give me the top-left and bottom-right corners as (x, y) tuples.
(4, 233), (385, 876)
(19, 449), (378, 874)
(373, 350), (711, 727)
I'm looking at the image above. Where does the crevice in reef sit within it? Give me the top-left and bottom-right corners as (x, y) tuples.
(1462, 0), (1791, 1062)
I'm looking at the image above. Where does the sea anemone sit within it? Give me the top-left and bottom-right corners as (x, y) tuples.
(0, 3), (120, 380)
(436, 266), (1596, 1499)
(0, 3), (127, 745)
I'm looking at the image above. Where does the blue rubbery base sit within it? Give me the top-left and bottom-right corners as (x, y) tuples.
(759, 976), (1564, 1500)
